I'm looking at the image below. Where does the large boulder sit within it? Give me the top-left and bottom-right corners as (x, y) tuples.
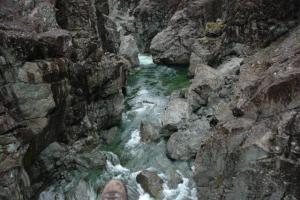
(161, 97), (189, 136)
(139, 120), (161, 143)
(187, 63), (223, 112)
(136, 170), (164, 198)
(167, 118), (210, 160)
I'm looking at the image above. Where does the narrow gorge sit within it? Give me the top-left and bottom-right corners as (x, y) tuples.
(1, 0), (300, 200)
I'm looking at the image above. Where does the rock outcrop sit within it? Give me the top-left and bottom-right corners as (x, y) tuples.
(149, 0), (300, 65)
(156, 0), (300, 199)
(0, 0), (130, 199)
(193, 25), (300, 199)
(150, 0), (223, 65)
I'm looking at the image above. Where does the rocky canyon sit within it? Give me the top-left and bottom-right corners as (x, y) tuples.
(0, 0), (300, 200)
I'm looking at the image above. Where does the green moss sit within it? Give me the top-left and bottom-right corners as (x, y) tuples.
(205, 22), (225, 33)
(215, 175), (224, 188)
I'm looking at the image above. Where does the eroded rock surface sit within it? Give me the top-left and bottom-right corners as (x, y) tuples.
(136, 170), (164, 198)
(0, 0), (130, 199)
(193, 25), (300, 200)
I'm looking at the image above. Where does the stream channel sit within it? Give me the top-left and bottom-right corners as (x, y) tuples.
(40, 54), (197, 200)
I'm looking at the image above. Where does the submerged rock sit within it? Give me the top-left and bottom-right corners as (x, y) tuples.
(136, 170), (164, 198)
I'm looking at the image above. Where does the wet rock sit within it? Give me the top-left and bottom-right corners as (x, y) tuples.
(167, 170), (183, 189)
(136, 170), (164, 198)
(161, 97), (189, 136)
(140, 120), (161, 143)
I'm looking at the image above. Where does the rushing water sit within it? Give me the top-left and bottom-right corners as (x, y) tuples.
(100, 54), (196, 200)
(39, 55), (196, 200)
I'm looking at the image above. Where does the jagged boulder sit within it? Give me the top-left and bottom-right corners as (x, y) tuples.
(140, 120), (161, 143)
(136, 170), (164, 198)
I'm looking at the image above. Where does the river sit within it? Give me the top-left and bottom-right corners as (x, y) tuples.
(39, 54), (197, 200)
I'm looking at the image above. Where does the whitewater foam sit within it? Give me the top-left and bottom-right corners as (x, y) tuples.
(138, 54), (154, 65)
(106, 161), (130, 174)
(125, 129), (141, 148)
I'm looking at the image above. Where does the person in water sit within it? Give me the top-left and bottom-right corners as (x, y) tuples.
(101, 180), (127, 200)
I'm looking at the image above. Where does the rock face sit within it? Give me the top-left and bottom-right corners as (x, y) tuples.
(136, 170), (164, 198)
(192, 24), (300, 200)
(154, 1), (300, 199)
(148, 0), (300, 65)
(0, 0), (130, 199)
(149, 0), (224, 65)
(119, 34), (140, 66)
(1, 0), (300, 199)
(132, 0), (184, 52)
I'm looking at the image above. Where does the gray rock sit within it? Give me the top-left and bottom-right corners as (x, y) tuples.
(217, 57), (243, 76)
(119, 35), (140, 66)
(194, 26), (300, 200)
(167, 119), (210, 161)
(161, 97), (189, 136)
(187, 64), (223, 112)
(136, 170), (164, 198)
(140, 120), (161, 143)
(38, 142), (67, 172)
(149, 0), (224, 65)
(18, 62), (44, 83)
(5, 82), (55, 119)
(167, 170), (183, 189)
(100, 127), (120, 145)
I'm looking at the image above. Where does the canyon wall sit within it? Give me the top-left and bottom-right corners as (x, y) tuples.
(153, 0), (300, 199)
(0, 0), (130, 199)
(0, 0), (300, 199)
